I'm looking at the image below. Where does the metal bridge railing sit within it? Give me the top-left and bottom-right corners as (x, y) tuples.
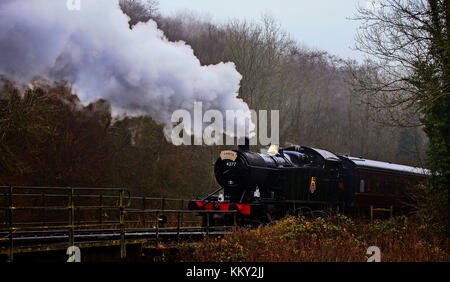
(0, 186), (131, 262)
(0, 186), (237, 262)
(125, 209), (237, 244)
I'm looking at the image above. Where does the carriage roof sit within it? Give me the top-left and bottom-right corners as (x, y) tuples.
(347, 156), (430, 176)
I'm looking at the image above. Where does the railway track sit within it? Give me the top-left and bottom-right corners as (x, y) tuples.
(0, 227), (232, 259)
(0, 227), (231, 245)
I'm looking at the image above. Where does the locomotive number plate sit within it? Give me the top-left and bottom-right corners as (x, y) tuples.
(220, 150), (237, 161)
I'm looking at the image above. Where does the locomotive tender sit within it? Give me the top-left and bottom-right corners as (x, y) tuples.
(189, 142), (428, 225)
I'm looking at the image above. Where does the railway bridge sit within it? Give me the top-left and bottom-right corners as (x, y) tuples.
(0, 186), (236, 262)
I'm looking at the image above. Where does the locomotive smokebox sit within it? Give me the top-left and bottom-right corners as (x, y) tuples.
(214, 148), (270, 197)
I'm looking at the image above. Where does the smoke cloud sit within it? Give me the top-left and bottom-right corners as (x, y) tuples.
(0, 0), (254, 142)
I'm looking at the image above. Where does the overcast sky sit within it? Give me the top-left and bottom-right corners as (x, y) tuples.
(158, 0), (371, 61)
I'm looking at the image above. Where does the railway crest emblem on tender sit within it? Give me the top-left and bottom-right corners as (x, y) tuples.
(309, 177), (317, 194)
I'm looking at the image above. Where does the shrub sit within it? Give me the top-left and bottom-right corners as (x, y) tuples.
(178, 215), (448, 262)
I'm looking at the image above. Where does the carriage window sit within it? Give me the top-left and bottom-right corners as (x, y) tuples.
(374, 181), (380, 193)
(397, 179), (406, 194)
(360, 179), (365, 193)
(394, 181), (400, 194)
(379, 178), (385, 194)
(385, 178), (392, 194)
(404, 179), (413, 192)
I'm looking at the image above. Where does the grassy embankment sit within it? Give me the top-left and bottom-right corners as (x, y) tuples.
(177, 214), (448, 262)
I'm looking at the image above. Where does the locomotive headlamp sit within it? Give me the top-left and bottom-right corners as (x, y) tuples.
(254, 187), (260, 198)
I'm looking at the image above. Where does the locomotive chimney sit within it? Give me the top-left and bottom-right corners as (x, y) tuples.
(238, 137), (250, 151)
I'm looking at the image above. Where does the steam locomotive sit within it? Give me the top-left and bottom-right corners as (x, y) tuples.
(189, 142), (429, 225)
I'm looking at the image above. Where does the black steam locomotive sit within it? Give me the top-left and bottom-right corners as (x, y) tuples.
(189, 142), (428, 225)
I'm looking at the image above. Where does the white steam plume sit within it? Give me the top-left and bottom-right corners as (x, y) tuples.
(0, 0), (254, 142)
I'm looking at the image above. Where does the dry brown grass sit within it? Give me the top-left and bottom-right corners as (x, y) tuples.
(178, 214), (448, 262)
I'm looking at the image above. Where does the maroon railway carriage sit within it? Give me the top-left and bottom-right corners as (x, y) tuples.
(337, 155), (429, 214)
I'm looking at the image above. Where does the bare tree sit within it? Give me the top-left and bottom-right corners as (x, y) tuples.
(351, 0), (449, 188)
(351, 0), (448, 124)
(119, 0), (160, 28)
